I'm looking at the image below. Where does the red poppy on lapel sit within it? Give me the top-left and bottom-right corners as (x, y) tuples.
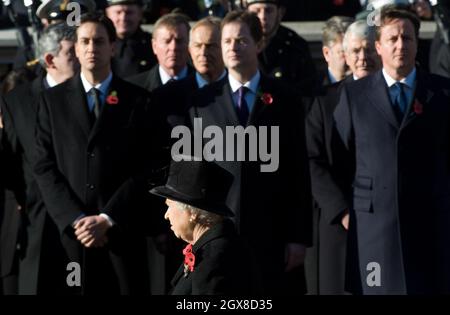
(413, 99), (423, 115)
(106, 90), (119, 105)
(261, 93), (274, 105)
(333, 0), (345, 5)
(183, 243), (195, 277)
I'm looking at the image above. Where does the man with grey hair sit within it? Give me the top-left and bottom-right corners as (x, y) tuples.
(343, 20), (381, 79)
(128, 12), (193, 92)
(305, 20), (380, 295)
(0, 22), (79, 295)
(321, 16), (355, 86)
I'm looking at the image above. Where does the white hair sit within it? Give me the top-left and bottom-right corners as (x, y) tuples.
(174, 201), (223, 226)
(343, 20), (376, 52)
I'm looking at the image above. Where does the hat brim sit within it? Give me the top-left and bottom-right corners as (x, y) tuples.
(150, 186), (235, 217)
(36, 0), (96, 19)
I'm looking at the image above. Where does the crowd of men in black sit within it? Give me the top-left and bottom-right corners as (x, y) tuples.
(0, 0), (450, 295)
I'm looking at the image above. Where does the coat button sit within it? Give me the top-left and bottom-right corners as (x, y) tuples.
(86, 184), (95, 189)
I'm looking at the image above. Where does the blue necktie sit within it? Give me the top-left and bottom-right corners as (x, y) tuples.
(236, 86), (249, 126)
(392, 82), (407, 121)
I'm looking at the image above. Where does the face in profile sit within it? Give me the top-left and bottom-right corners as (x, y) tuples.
(51, 39), (80, 81)
(164, 199), (194, 243)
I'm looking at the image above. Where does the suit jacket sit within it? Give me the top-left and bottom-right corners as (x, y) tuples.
(127, 64), (194, 93)
(1, 76), (76, 294)
(334, 69), (450, 294)
(170, 219), (258, 295)
(304, 76), (354, 294)
(0, 126), (24, 281)
(34, 74), (161, 294)
(187, 74), (312, 293)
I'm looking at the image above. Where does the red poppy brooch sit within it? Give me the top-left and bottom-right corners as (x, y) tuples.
(106, 90), (119, 105)
(183, 244), (195, 277)
(260, 92), (274, 105)
(413, 99), (423, 115)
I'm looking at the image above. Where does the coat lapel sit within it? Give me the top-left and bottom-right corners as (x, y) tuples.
(401, 70), (433, 129)
(88, 76), (129, 144)
(196, 79), (239, 127)
(67, 76), (92, 139)
(367, 71), (400, 129)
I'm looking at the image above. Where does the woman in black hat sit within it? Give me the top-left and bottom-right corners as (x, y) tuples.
(150, 157), (260, 295)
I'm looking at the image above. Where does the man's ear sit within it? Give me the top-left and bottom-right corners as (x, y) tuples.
(375, 40), (382, 56)
(44, 53), (55, 69)
(322, 46), (331, 63)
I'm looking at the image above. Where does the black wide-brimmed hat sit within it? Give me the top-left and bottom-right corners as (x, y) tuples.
(37, 0), (96, 20)
(150, 157), (234, 217)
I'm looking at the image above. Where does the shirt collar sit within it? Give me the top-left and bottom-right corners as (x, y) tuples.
(228, 70), (261, 94)
(45, 73), (59, 88)
(80, 71), (113, 96)
(195, 70), (227, 89)
(328, 69), (338, 84)
(382, 67), (416, 89)
(159, 66), (189, 85)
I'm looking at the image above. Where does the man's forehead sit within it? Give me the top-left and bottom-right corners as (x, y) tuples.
(155, 25), (187, 37)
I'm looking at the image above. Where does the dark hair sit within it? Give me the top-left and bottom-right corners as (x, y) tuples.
(221, 10), (263, 44)
(376, 5), (420, 41)
(75, 12), (117, 43)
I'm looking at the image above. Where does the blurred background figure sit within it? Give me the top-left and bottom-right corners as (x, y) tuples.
(429, 0), (450, 78)
(105, 0), (157, 77)
(320, 16), (354, 86)
(245, 0), (318, 96)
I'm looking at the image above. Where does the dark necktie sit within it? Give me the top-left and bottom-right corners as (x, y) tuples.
(392, 82), (407, 122)
(89, 88), (101, 119)
(236, 86), (249, 126)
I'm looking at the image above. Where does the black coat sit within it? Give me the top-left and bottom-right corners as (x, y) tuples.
(33, 74), (161, 294)
(0, 77), (69, 294)
(259, 25), (318, 96)
(0, 120), (24, 283)
(170, 219), (259, 295)
(111, 28), (157, 78)
(334, 70), (450, 294)
(186, 75), (312, 294)
(304, 76), (354, 294)
(429, 33), (450, 79)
